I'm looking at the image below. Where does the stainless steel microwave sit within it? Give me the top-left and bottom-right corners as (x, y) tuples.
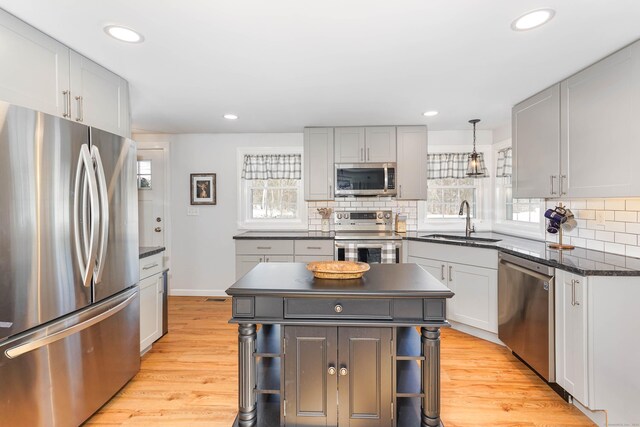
(335, 163), (396, 197)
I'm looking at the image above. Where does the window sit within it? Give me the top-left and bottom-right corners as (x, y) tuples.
(427, 178), (477, 219)
(237, 148), (307, 229)
(502, 177), (541, 223)
(137, 160), (152, 189)
(247, 179), (299, 219)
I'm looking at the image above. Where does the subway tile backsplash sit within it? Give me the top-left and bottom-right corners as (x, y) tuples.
(307, 198), (418, 232)
(546, 198), (640, 257)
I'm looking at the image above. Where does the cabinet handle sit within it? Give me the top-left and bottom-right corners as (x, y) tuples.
(339, 367), (348, 376)
(367, 147), (370, 161)
(360, 148), (364, 162)
(327, 366), (336, 376)
(62, 90), (71, 118)
(571, 279), (580, 306)
(399, 184), (403, 198)
(441, 264), (445, 281)
(334, 304), (343, 313)
(560, 175), (567, 196)
(307, 246), (322, 250)
(329, 184), (332, 197)
(75, 95), (84, 122)
(256, 246), (272, 250)
(265, 257), (270, 262)
(143, 263), (159, 270)
(448, 266), (453, 281)
(550, 175), (557, 195)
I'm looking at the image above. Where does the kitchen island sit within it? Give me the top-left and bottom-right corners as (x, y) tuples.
(226, 262), (454, 427)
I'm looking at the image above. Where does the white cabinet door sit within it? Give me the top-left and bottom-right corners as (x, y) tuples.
(408, 256), (446, 284)
(556, 271), (589, 406)
(365, 127), (396, 162)
(304, 128), (334, 200)
(70, 51), (127, 136)
(334, 127), (365, 163)
(449, 262), (498, 333)
(512, 84), (561, 198)
(0, 10), (69, 117)
(396, 126), (427, 200)
(561, 41), (640, 198)
(140, 274), (161, 352)
(236, 255), (263, 280)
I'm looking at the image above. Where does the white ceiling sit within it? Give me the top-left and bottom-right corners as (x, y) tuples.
(2, 1), (639, 134)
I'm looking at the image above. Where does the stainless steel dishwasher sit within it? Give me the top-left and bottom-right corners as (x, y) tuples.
(498, 252), (555, 382)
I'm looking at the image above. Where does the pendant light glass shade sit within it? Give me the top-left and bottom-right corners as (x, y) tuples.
(466, 119), (483, 176)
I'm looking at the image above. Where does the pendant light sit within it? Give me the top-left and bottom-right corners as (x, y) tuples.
(466, 119), (483, 177)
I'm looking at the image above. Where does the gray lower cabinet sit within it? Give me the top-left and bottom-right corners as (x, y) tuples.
(284, 326), (392, 427)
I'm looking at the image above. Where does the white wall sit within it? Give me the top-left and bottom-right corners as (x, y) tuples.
(137, 132), (303, 296)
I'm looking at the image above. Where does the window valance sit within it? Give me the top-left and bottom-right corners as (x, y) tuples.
(241, 154), (302, 180)
(427, 152), (489, 179)
(496, 147), (512, 178)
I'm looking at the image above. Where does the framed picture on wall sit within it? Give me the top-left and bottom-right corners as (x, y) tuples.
(190, 173), (216, 205)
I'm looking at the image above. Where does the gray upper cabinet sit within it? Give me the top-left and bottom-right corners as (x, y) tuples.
(0, 9), (131, 137)
(335, 127), (396, 163)
(512, 84), (561, 198)
(365, 127), (396, 162)
(70, 51), (130, 137)
(561, 41), (640, 198)
(304, 127), (334, 200)
(283, 326), (392, 427)
(335, 127), (365, 163)
(513, 40), (640, 198)
(0, 10), (69, 118)
(396, 126), (428, 199)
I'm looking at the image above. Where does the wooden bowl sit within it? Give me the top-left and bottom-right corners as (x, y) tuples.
(306, 261), (370, 279)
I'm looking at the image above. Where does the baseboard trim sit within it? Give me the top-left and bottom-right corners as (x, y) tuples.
(449, 320), (505, 346)
(169, 289), (229, 297)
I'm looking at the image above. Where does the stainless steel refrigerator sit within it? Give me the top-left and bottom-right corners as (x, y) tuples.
(0, 102), (140, 426)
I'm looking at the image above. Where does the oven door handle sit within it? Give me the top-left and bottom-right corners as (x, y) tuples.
(335, 243), (400, 249)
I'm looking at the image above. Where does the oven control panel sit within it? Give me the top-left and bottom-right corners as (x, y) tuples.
(334, 210), (393, 231)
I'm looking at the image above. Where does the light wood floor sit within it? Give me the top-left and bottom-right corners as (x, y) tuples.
(86, 297), (593, 426)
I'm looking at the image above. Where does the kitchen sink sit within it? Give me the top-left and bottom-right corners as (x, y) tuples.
(420, 234), (502, 244)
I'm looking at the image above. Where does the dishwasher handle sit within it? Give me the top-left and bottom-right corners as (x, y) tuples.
(499, 259), (554, 283)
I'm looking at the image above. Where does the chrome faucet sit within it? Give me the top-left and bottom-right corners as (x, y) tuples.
(459, 200), (475, 237)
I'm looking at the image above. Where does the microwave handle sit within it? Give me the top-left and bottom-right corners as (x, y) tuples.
(384, 165), (388, 191)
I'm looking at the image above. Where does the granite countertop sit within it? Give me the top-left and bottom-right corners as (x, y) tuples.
(233, 231), (335, 240)
(226, 262), (454, 298)
(406, 232), (640, 276)
(232, 230), (640, 276)
(139, 246), (165, 259)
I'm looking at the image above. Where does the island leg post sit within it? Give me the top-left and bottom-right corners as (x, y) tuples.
(238, 323), (257, 426)
(421, 327), (442, 427)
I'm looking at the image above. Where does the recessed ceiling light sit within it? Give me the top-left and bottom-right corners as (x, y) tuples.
(223, 114), (238, 120)
(511, 9), (555, 31)
(423, 111), (439, 117)
(104, 25), (144, 43)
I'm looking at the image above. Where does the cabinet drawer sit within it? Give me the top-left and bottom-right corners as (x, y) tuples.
(284, 298), (392, 320)
(294, 240), (334, 256)
(139, 253), (163, 280)
(236, 239), (294, 255)
(294, 255), (334, 263)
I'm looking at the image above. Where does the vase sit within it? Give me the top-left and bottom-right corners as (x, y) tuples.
(321, 218), (330, 232)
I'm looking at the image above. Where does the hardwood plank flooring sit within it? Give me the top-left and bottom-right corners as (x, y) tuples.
(86, 297), (593, 426)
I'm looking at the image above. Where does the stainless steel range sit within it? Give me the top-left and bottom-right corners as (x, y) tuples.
(334, 210), (402, 263)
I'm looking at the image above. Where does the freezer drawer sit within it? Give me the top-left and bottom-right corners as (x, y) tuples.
(0, 288), (140, 427)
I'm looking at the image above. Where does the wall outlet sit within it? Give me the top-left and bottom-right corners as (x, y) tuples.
(595, 211), (606, 226)
(187, 207), (200, 216)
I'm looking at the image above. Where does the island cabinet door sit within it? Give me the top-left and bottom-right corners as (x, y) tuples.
(338, 328), (393, 427)
(284, 326), (338, 426)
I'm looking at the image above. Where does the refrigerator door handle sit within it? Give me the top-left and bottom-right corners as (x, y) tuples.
(91, 146), (110, 284)
(73, 144), (100, 288)
(4, 292), (137, 359)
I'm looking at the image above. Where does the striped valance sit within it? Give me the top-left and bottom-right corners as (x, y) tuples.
(496, 147), (512, 178)
(241, 154), (302, 180)
(427, 152), (489, 179)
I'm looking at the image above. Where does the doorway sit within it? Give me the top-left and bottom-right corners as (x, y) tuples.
(137, 149), (165, 247)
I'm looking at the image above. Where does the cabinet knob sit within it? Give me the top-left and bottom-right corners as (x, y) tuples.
(327, 366), (336, 375)
(334, 304), (343, 313)
(154, 227), (162, 232)
(339, 367), (348, 376)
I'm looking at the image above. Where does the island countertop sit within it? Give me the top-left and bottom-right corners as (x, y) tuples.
(226, 262), (454, 298)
